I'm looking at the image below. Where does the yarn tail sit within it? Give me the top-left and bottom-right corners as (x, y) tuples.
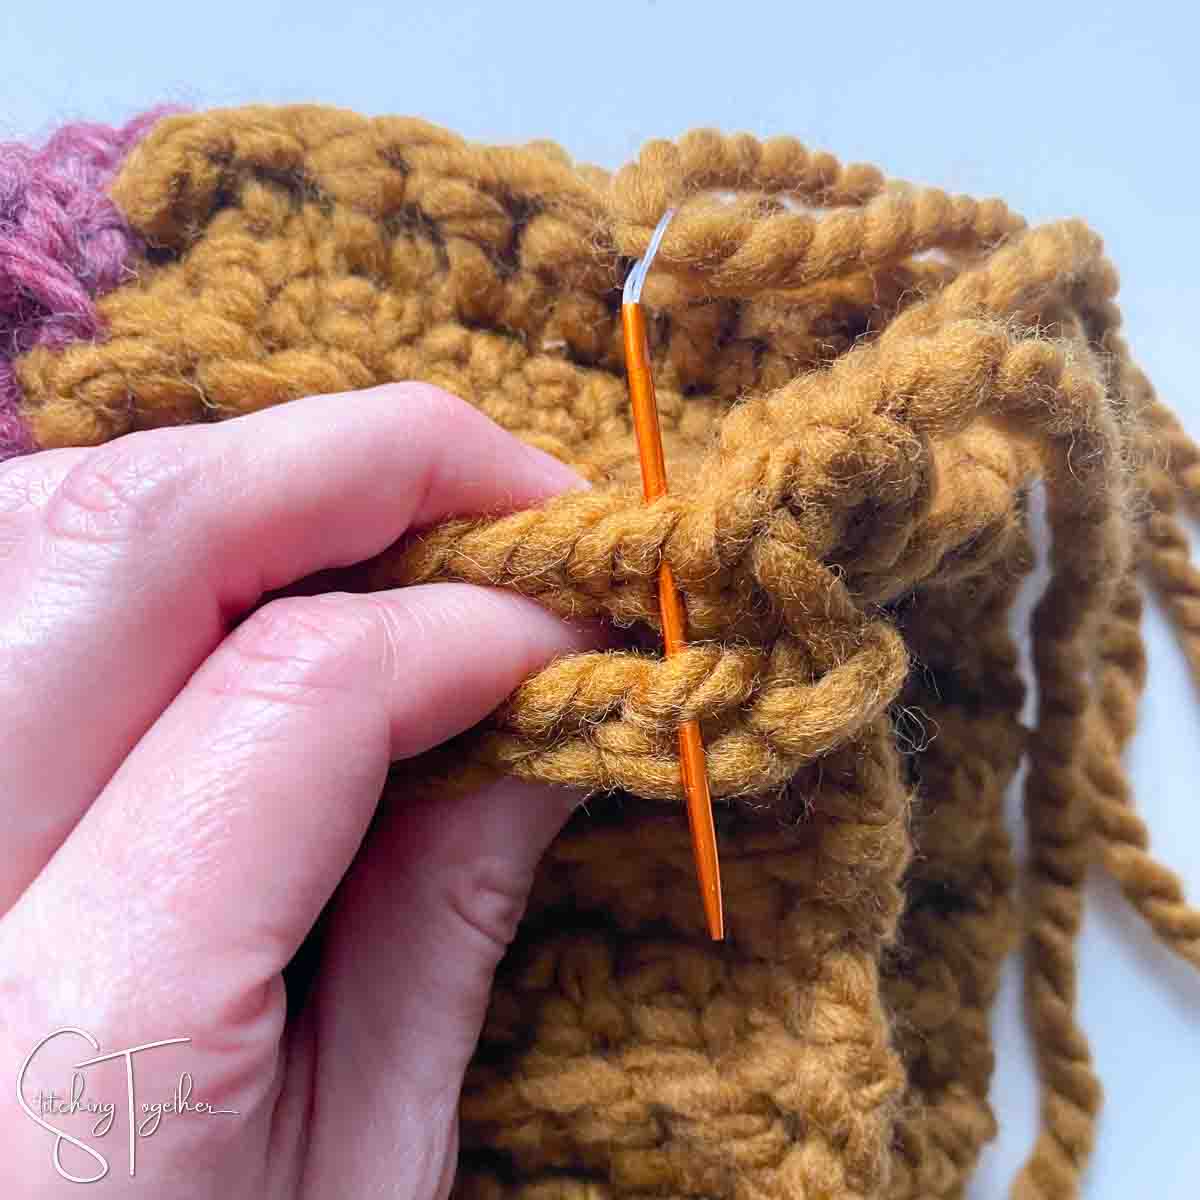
(1091, 385), (1200, 965)
(1014, 403), (1200, 1200)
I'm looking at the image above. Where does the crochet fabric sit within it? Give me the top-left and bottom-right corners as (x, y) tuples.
(8, 105), (1200, 1200)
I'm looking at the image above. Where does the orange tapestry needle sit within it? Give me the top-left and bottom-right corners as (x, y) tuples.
(621, 210), (724, 941)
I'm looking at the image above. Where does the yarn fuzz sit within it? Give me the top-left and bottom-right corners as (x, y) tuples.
(12, 105), (1200, 1200)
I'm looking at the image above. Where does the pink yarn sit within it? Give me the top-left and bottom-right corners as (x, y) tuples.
(0, 108), (179, 461)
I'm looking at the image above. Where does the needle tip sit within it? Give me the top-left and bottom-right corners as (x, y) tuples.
(623, 207), (676, 306)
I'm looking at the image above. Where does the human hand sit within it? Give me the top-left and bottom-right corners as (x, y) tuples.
(0, 384), (602, 1198)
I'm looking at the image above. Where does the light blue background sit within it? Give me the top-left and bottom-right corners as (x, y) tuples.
(3, 3), (1197, 1195)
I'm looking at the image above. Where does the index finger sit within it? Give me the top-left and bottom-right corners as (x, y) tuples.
(0, 383), (584, 910)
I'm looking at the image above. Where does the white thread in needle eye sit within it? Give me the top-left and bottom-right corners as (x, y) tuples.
(623, 208), (676, 305)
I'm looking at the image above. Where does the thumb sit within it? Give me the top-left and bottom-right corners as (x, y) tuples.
(309, 774), (581, 1102)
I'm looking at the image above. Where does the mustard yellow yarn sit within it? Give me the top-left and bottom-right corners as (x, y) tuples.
(16, 105), (1200, 1200)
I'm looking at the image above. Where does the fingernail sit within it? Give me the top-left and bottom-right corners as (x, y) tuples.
(521, 443), (592, 496)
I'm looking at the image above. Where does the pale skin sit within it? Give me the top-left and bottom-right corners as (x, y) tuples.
(0, 383), (604, 1198)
